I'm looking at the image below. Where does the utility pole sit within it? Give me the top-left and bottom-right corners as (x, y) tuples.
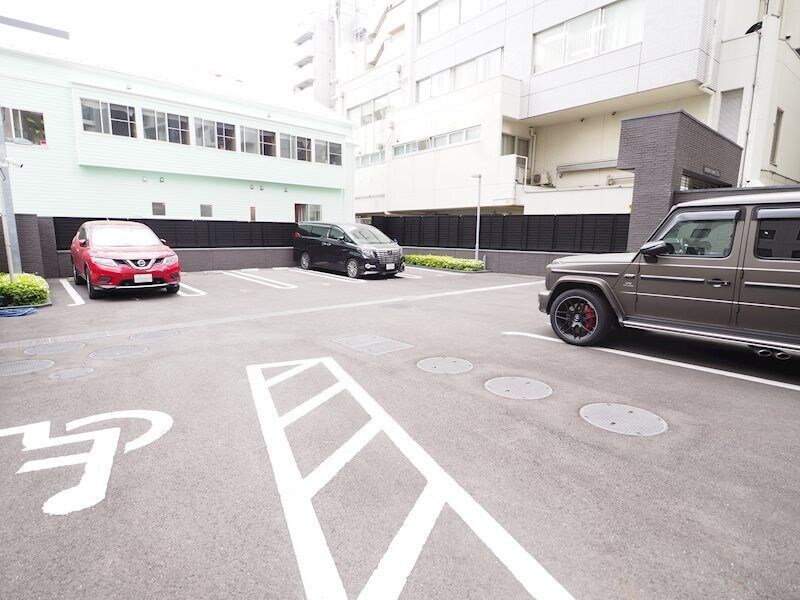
(0, 109), (22, 279)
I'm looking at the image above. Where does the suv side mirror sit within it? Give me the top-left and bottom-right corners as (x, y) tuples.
(79, 239), (88, 247)
(640, 240), (669, 260)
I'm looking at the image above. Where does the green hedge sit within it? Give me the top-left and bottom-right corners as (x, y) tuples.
(405, 254), (484, 271)
(0, 273), (50, 306)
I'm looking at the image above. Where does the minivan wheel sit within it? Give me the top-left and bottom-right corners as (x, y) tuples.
(73, 261), (85, 284)
(550, 289), (614, 346)
(85, 268), (102, 299)
(299, 252), (311, 270)
(346, 258), (360, 279)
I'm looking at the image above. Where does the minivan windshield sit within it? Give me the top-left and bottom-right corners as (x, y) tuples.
(348, 226), (393, 245)
(91, 226), (161, 247)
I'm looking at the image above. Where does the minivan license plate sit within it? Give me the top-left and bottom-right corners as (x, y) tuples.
(134, 274), (153, 283)
(385, 263), (395, 270)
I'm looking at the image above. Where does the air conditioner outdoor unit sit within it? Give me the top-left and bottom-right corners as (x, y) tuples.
(531, 172), (552, 186)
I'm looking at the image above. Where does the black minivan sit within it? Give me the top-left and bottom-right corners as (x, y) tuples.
(293, 222), (405, 278)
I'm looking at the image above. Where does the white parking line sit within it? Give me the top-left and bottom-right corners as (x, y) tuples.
(58, 278), (85, 306)
(176, 282), (207, 297)
(394, 272), (422, 279)
(502, 331), (800, 393)
(288, 268), (366, 284)
(247, 357), (574, 600)
(222, 270), (297, 289)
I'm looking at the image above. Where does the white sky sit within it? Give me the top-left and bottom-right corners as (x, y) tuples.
(2, 0), (319, 97)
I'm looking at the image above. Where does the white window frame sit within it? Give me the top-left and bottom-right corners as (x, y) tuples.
(2, 106), (46, 145)
(392, 125), (481, 158)
(416, 48), (501, 102)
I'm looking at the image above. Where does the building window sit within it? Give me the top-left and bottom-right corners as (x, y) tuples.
(392, 125), (480, 158)
(260, 130), (276, 157)
(679, 174), (722, 191)
(417, 48), (501, 101)
(280, 133), (296, 158)
(217, 122), (236, 151)
(770, 108), (783, 166)
(241, 126), (259, 153)
(200, 204), (213, 218)
(152, 202), (166, 216)
(250, 206), (257, 222)
(81, 98), (136, 137)
(418, 0), (503, 43)
(297, 136), (312, 161)
(1, 107), (46, 145)
(356, 150), (385, 168)
(295, 203), (321, 221)
(143, 109), (189, 144)
(315, 140), (343, 165)
(195, 118), (216, 148)
(532, 0), (646, 73)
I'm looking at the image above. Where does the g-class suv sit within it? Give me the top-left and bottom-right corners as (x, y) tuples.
(538, 192), (800, 358)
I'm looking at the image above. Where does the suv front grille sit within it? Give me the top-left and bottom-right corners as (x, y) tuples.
(113, 258), (163, 269)
(376, 249), (401, 264)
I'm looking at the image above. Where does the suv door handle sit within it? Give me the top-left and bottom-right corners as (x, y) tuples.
(706, 278), (731, 287)
(321, 242), (331, 246)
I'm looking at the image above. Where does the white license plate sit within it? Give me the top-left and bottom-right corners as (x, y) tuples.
(134, 274), (153, 283)
(385, 263), (395, 270)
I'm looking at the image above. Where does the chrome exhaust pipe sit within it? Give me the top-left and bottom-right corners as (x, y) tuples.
(774, 352), (792, 361)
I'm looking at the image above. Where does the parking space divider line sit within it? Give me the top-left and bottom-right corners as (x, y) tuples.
(58, 279), (85, 306)
(289, 268), (366, 284)
(502, 331), (800, 393)
(176, 282), (207, 297)
(232, 270), (298, 289)
(222, 270), (297, 289)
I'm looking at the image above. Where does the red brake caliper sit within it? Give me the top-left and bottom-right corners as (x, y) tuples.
(583, 304), (597, 330)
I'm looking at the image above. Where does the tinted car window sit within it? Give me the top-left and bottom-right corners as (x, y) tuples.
(756, 218), (800, 259)
(298, 224), (316, 237)
(328, 226), (346, 241)
(348, 226), (392, 244)
(310, 224), (330, 238)
(660, 218), (735, 257)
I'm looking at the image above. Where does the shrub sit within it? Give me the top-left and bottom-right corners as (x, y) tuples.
(0, 273), (50, 306)
(405, 254), (484, 271)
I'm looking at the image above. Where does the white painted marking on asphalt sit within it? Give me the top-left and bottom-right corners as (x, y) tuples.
(280, 381), (347, 428)
(0, 410), (172, 515)
(1, 281), (540, 350)
(358, 483), (445, 600)
(502, 331), (800, 393)
(222, 270), (297, 289)
(273, 267), (291, 271)
(176, 282), (207, 297)
(289, 268), (366, 284)
(247, 357), (574, 600)
(303, 419), (381, 498)
(58, 278), (85, 306)
(394, 272), (422, 279)
(241, 268), (259, 272)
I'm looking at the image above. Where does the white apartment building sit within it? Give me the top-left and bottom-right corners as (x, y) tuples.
(293, 0), (800, 217)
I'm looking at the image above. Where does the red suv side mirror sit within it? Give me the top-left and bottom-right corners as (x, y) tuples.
(79, 239), (88, 247)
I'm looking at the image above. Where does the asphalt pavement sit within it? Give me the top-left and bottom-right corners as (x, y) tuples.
(1, 267), (798, 600)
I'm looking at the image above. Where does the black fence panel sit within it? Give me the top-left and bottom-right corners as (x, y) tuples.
(370, 213), (629, 254)
(52, 217), (295, 250)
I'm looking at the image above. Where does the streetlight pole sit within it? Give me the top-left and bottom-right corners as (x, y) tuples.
(471, 174), (482, 261)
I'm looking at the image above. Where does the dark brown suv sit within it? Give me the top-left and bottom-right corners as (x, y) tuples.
(538, 192), (800, 359)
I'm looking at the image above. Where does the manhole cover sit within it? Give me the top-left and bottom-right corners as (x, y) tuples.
(89, 345), (149, 360)
(484, 377), (553, 400)
(49, 367), (95, 380)
(417, 357), (473, 375)
(580, 403), (668, 437)
(0, 359), (55, 376)
(130, 329), (179, 340)
(24, 341), (86, 355)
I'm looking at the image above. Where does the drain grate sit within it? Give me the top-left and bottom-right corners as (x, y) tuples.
(417, 357), (473, 375)
(333, 334), (412, 356)
(49, 367), (95, 380)
(580, 403), (668, 437)
(484, 377), (553, 400)
(89, 345), (149, 360)
(24, 342), (85, 355)
(0, 359), (55, 376)
(130, 329), (179, 341)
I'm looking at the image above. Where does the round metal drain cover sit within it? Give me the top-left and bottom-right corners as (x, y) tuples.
(417, 357), (473, 375)
(49, 367), (95, 380)
(580, 403), (668, 437)
(24, 341), (85, 355)
(484, 377), (553, 400)
(89, 345), (149, 360)
(130, 329), (179, 341)
(0, 359), (55, 376)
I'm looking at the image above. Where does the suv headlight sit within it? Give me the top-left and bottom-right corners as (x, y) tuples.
(360, 249), (376, 259)
(92, 257), (116, 267)
(163, 254), (179, 266)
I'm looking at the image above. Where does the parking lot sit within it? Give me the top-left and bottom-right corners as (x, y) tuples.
(1, 267), (799, 600)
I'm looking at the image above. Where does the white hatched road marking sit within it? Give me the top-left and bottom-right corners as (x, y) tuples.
(502, 331), (800, 393)
(289, 268), (366, 284)
(222, 270), (297, 289)
(58, 278), (85, 306)
(176, 282), (207, 297)
(247, 357), (573, 600)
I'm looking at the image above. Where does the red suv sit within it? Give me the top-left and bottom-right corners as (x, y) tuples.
(70, 221), (181, 298)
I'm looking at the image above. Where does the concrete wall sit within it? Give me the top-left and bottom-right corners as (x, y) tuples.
(403, 245), (571, 275)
